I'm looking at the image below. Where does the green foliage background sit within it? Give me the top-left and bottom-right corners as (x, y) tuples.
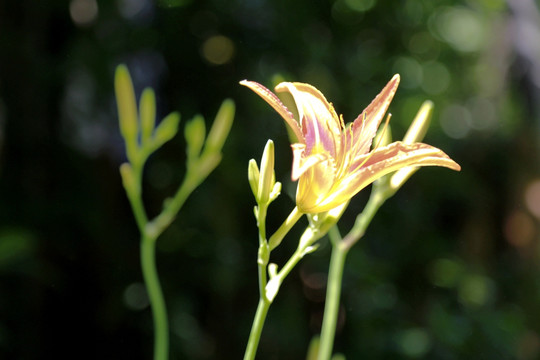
(1, 0), (540, 359)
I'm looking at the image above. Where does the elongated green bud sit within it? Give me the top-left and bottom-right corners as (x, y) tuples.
(115, 65), (139, 160)
(139, 88), (156, 146)
(390, 101), (435, 190)
(258, 140), (275, 204)
(204, 99), (235, 154)
(248, 159), (260, 198)
(185, 115), (206, 162)
(153, 112), (180, 149)
(403, 100), (433, 144)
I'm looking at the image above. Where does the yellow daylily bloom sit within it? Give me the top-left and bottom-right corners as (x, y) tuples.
(240, 75), (461, 213)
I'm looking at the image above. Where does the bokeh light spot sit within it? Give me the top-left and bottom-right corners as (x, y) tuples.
(393, 57), (423, 89)
(440, 104), (472, 139)
(467, 97), (498, 131)
(397, 328), (431, 357)
(157, 0), (192, 7)
(433, 7), (486, 53)
(421, 61), (450, 94)
(429, 258), (463, 288)
(123, 283), (149, 310)
(201, 35), (235, 65)
(458, 274), (494, 307)
(525, 180), (540, 220)
(118, 0), (148, 20)
(408, 32), (434, 55)
(504, 211), (535, 248)
(517, 331), (540, 360)
(69, 0), (98, 27)
(344, 0), (376, 12)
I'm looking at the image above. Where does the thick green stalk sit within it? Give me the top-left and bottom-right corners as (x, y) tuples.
(141, 234), (168, 360)
(318, 188), (390, 360)
(243, 298), (271, 360)
(317, 238), (348, 360)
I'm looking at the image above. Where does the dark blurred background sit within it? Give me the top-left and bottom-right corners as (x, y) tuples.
(1, 0), (540, 359)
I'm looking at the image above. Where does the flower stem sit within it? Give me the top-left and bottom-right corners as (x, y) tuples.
(318, 188), (390, 360)
(243, 297), (271, 360)
(317, 237), (348, 360)
(141, 235), (168, 360)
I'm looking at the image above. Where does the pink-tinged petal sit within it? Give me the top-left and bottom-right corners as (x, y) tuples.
(240, 80), (304, 143)
(290, 144), (331, 181)
(351, 74), (400, 155)
(276, 82), (342, 157)
(358, 142), (461, 171)
(295, 156), (337, 213)
(305, 142), (460, 212)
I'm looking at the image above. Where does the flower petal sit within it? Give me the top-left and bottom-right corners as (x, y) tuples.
(240, 80), (304, 143)
(309, 141), (460, 212)
(275, 82), (342, 158)
(351, 74), (400, 155)
(295, 155), (337, 213)
(290, 144), (330, 181)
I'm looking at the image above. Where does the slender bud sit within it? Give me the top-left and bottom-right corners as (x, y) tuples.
(185, 115), (206, 162)
(248, 159), (260, 198)
(204, 99), (235, 154)
(153, 112), (180, 149)
(403, 100), (433, 144)
(139, 88), (156, 146)
(115, 65), (139, 160)
(390, 101), (434, 190)
(258, 140), (275, 204)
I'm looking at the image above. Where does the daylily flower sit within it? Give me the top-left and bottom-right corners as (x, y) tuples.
(240, 75), (461, 213)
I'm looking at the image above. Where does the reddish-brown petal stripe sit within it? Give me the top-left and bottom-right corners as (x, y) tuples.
(240, 80), (304, 143)
(351, 74), (400, 155)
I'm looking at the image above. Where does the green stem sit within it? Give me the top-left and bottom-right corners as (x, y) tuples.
(244, 207), (307, 360)
(243, 298), (271, 360)
(317, 239), (348, 360)
(318, 187), (391, 360)
(141, 235), (169, 360)
(342, 188), (388, 251)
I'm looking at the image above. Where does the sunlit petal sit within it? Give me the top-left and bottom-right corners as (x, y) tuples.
(312, 142), (460, 212)
(291, 144), (331, 181)
(240, 80), (304, 142)
(351, 74), (400, 155)
(276, 82), (342, 157)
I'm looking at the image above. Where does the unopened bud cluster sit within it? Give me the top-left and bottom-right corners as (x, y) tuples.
(249, 140), (282, 209)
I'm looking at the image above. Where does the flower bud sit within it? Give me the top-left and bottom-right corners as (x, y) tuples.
(403, 100), (433, 144)
(258, 140), (275, 204)
(185, 114), (206, 162)
(248, 159), (260, 198)
(153, 112), (180, 149)
(204, 99), (235, 154)
(115, 65), (139, 160)
(139, 88), (156, 146)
